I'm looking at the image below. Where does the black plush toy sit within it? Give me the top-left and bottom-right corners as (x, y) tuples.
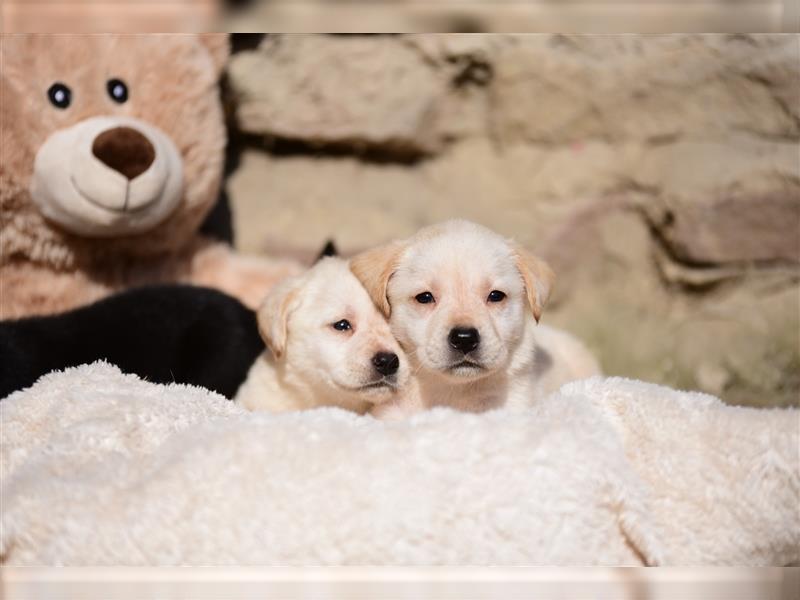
(0, 285), (264, 400)
(0, 240), (341, 400)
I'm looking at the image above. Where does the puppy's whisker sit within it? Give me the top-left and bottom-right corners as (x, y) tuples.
(403, 347), (420, 358)
(411, 361), (428, 377)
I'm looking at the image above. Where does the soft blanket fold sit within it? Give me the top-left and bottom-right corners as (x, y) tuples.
(1, 362), (797, 566)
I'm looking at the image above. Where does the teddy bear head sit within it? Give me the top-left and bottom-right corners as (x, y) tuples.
(1, 34), (229, 268)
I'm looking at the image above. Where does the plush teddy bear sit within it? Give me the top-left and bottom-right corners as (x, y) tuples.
(0, 34), (300, 319)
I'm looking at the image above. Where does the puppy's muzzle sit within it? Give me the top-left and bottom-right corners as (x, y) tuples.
(448, 327), (480, 354)
(372, 352), (400, 376)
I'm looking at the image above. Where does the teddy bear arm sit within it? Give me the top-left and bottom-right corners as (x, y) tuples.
(188, 241), (303, 310)
(0, 264), (111, 319)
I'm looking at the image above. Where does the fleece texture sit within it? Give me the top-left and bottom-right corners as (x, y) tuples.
(1, 363), (797, 566)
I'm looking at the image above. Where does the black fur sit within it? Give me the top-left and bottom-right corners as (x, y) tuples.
(0, 285), (264, 400)
(316, 239), (338, 262)
(198, 188), (234, 245)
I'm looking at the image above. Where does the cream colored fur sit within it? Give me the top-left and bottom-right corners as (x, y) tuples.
(2, 362), (797, 566)
(351, 220), (602, 415)
(235, 258), (409, 414)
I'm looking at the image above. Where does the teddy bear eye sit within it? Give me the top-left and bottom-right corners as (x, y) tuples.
(47, 82), (71, 109)
(106, 79), (128, 104)
(487, 290), (506, 303)
(332, 319), (351, 331)
(415, 292), (435, 304)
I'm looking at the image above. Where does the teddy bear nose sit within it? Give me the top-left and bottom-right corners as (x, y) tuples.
(92, 126), (156, 180)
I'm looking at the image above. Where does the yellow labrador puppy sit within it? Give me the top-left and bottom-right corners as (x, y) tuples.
(351, 220), (600, 415)
(235, 257), (409, 414)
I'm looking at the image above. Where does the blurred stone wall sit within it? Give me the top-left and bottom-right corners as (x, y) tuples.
(222, 2), (795, 33)
(5, 1), (795, 34)
(225, 34), (800, 407)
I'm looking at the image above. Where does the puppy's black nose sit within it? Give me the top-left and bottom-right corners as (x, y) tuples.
(372, 352), (400, 376)
(448, 327), (480, 354)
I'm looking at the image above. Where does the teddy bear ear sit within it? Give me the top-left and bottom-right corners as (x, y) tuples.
(197, 34), (230, 77)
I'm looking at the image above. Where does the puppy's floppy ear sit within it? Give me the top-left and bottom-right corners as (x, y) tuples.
(349, 242), (405, 317)
(513, 244), (555, 323)
(256, 279), (300, 360)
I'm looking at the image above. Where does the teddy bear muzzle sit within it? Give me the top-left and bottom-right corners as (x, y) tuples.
(30, 116), (184, 237)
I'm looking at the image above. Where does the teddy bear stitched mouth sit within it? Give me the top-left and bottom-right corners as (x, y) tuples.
(70, 173), (161, 214)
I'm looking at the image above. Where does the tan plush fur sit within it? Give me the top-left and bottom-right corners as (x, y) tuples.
(0, 34), (299, 318)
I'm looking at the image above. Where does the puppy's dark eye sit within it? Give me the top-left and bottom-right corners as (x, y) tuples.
(487, 290), (506, 303)
(332, 319), (351, 331)
(106, 79), (128, 103)
(47, 82), (71, 109)
(415, 292), (435, 304)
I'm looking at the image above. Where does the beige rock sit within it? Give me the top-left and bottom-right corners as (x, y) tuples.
(634, 137), (800, 263)
(228, 35), (447, 154)
(220, 3), (790, 35)
(654, 192), (799, 264)
(489, 34), (800, 144)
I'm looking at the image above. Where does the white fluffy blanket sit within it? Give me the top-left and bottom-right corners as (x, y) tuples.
(1, 362), (797, 566)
